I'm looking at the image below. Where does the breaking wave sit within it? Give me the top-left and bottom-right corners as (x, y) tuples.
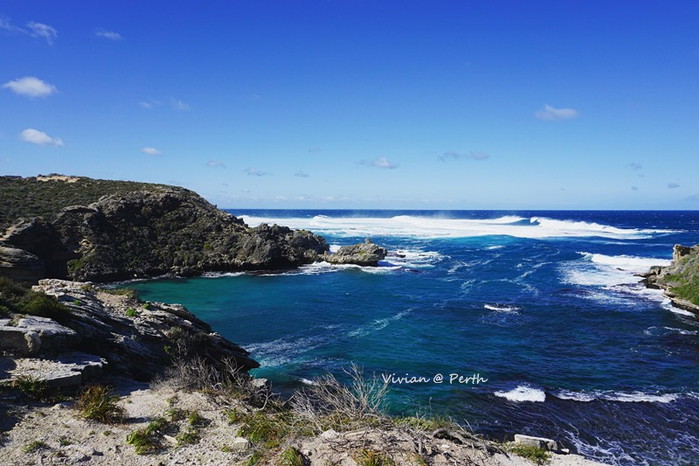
(241, 215), (674, 240)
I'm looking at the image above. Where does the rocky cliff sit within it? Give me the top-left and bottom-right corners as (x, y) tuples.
(0, 279), (258, 384)
(642, 244), (699, 314)
(0, 176), (328, 282)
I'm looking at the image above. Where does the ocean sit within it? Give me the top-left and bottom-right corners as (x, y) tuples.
(125, 210), (699, 465)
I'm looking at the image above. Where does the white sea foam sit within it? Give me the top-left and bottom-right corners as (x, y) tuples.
(483, 304), (520, 313)
(494, 385), (546, 402)
(562, 252), (671, 287)
(240, 215), (673, 240)
(643, 326), (698, 336)
(555, 389), (687, 403)
(348, 310), (411, 338)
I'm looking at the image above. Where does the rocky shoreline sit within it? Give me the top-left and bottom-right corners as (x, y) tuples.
(0, 281), (606, 465)
(0, 176), (394, 284)
(641, 244), (699, 315)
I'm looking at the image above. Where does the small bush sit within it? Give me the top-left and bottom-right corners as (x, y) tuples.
(0, 277), (71, 324)
(354, 449), (395, 466)
(245, 450), (265, 466)
(508, 444), (551, 465)
(22, 440), (50, 453)
(11, 375), (49, 400)
(126, 417), (169, 455)
(280, 446), (305, 466)
(125, 307), (139, 317)
(76, 385), (125, 423)
(237, 412), (291, 449)
(176, 428), (200, 446)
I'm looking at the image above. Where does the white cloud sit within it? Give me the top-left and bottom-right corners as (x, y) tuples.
(667, 182), (680, 189)
(361, 156), (398, 169)
(206, 160), (226, 168)
(26, 21), (57, 45)
(141, 147), (161, 156)
(95, 29), (122, 40)
(3, 76), (57, 98)
(20, 128), (63, 146)
(245, 168), (270, 176)
(535, 104), (579, 121)
(439, 150), (490, 162)
(0, 17), (17, 32)
(171, 98), (190, 111)
(139, 99), (161, 109)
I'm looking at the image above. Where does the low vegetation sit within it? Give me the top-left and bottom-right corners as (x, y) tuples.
(126, 417), (168, 455)
(9, 375), (50, 401)
(507, 444), (552, 465)
(21, 439), (50, 453)
(0, 175), (174, 231)
(354, 449), (396, 466)
(75, 385), (125, 423)
(0, 277), (71, 324)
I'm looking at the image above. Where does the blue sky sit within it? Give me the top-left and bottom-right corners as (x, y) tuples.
(1, 1), (698, 209)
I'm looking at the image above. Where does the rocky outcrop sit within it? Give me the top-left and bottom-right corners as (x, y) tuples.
(323, 239), (388, 266)
(0, 279), (258, 384)
(642, 244), (699, 315)
(0, 177), (329, 282)
(0, 245), (45, 283)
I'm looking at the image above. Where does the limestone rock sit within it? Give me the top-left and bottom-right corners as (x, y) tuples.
(0, 316), (79, 356)
(4, 352), (107, 389)
(34, 279), (258, 380)
(642, 244), (699, 315)
(0, 246), (45, 283)
(323, 238), (388, 266)
(231, 437), (250, 451)
(514, 434), (558, 452)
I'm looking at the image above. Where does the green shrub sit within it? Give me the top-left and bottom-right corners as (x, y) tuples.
(280, 446), (305, 466)
(76, 385), (125, 423)
(125, 307), (139, 317)
(508, 444), (551, 465)
(11, 375), (49, 400)
(126, 417), (169, 454)
(176, 428), (200, 446)
(354, 449), (395, 466)
(237, 412), (291, 449)
(0, 278), (72, 324)
(22, 440), (50, 453)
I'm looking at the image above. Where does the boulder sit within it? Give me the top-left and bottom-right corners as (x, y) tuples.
(3, 352), (107, 389)
(514, 434), (558, 452)
(0, 246), (45, 283)
(0, 316), (79, 356)
(323, 239), (388, 266)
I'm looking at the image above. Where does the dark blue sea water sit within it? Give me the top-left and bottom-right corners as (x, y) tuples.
(126, 211), (699, 465)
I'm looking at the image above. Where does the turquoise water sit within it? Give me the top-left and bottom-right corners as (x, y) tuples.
(126, 210), (699, 465)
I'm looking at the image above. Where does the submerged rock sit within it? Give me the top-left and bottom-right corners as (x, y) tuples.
(323, 238), (388, 266)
